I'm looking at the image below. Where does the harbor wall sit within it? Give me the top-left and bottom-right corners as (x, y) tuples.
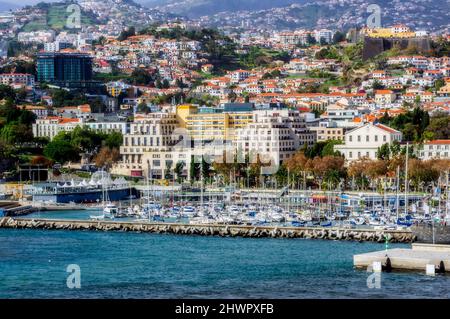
(0, 218), (414, 243)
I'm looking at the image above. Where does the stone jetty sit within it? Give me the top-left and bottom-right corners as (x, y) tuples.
(354, 243), (450, 273)
(0, 217), (414, 243)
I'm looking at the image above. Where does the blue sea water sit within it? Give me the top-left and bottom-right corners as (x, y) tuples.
(1, 226), (450, 299)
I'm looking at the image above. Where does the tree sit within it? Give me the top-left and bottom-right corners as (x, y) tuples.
(372, 80), (384, 90)
(118, 26), (135, 41)
(0, 84), (16, 100)
(307, 34), (317, 45)
(70, 126), (103, 154)
(312, 156), (345, 189)
(348, 158), (372, 190)
(164, 161), (173, 180)
(424, 113), (450, 140)
(30, 155), (53, 167)
(434, 79), (445, 91)
(51, 89), (88, 107)
(104, 132), (123, 149)
(0, 123), (33, 145)
(333, 31), (346, 44)
(137, 102), (150, 113)
(129, 68), (153, 86)
(93, 147), (120, 169)
(174, 161), (185, 183)
(189, 155), (200, 183)
(43, 139), (79, 164)
(408, 159), (440, 190)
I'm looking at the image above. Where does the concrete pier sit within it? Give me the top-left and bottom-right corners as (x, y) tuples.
(354, 243), (450, 272)
(0, 217), (413, 242)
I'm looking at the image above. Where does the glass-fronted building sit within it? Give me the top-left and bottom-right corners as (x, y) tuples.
(36, 52), (96, 88)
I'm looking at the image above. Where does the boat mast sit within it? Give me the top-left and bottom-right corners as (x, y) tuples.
(200, 158), (204, 209)
(446, 170), (449, 218)
(404, 142), (409, 215)
(287, 167), (290, 213)
(396, 165), (400, 221)
(147, 160), (150, 219)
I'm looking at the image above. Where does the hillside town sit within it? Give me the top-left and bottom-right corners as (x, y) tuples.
(2, 0), (450, 304)
(0, 0), (447, 193)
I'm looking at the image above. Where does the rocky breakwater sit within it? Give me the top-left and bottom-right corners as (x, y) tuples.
(0, 217), (414, 243)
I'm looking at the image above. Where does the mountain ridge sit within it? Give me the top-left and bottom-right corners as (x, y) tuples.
(142, 0), (450, 31)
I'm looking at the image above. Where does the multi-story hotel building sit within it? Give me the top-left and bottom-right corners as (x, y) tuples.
(234, 109), (316, 167)
(176, 103), (254, 143)
(112, 112), (179, 177)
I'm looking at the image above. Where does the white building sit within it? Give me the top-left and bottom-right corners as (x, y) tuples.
(314, 29), (334, 44)
(17, 30), (55, 43)
(0, 73), (34, 88)
(234, 109), (316, 167)
(112, 112), (179, 177)
(32, 117), (129, 140)
(418, 140), (450, 160)
(228, 70), (250, 83)
(44, 41), (72, 52)
(334, 123), (402, 162)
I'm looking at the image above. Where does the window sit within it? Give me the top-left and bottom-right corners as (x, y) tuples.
(383, 136), (387, 142)
(375, 135), (378, 142)
(366, 136), (369, 142)
(357, 135), (361, 142)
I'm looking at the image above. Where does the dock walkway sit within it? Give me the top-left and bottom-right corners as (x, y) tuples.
(354, 243), (450, 272)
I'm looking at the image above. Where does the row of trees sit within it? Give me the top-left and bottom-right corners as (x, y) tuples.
(43, 127), (123, 167)
(379, 108), (450, 142)
(174, 138), (449, 192)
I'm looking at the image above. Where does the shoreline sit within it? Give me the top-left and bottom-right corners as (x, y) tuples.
(0, 217), (414, 242)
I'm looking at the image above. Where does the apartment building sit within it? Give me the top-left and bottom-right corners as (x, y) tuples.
(176, 104), (253, 143)
(234, 109), (316, 167)
(309, 123), (344, 142)
(0, 73), (35, 88)
(112, 112), (178, 177)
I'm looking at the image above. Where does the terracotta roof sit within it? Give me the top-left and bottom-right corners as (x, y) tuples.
(374, 123), (400, 134)
(376, 90), (394, 94)
(426, 140), (450, 145)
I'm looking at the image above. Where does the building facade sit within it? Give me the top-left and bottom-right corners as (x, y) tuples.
(418, 140), (450, 160)
(112, 112), (179, 177)
(334, 123), (402, 162)
(36, 52), (94, 88)
(234, 109), (316, 166)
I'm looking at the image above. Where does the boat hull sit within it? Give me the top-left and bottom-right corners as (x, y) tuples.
(33, 188), (138, 204)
